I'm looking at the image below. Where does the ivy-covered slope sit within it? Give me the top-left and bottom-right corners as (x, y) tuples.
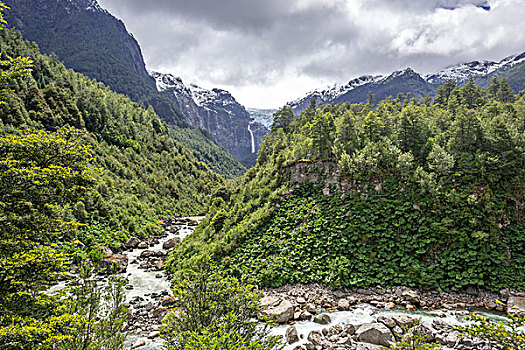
(169, 82), (525, 292)
(0, 28), (224, 242)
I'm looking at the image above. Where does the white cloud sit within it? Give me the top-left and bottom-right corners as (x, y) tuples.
(97, 0), (525, 108)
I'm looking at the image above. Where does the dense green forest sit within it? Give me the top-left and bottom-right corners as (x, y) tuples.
(3, 0), (248, 179)
(0, 26), (225, 243)
(170, 79), (525, 291)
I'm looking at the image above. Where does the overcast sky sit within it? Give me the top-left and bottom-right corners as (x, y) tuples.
(96, 0), (525, 109)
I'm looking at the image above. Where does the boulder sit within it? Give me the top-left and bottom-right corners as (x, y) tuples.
(296, 296), (306, 304)
(286, 326), (299, 344)
(392, 314), (416, 328)
(307, 331), (323, 346)
(402, 289), (420, 304)
(147, 331), (161, 339)
(508, 296), (525, 313)
(137, 242), (148, 249)
(260, 295), (280, 308)
(163, 237), (181, 250)
(337, 298), (350, 310)
(125, 237), (141, 249)
(377, 316), (396, 329)
(98, 246), (113, 257)
(313, 313), (331, 325)
(155, 260), (164, 270)
(100, 254), (128, 274)
(355, 343), (383, 350)
(261, 300), (294, 323)
(132, 339), (146, 348)
(355, 323), (393, 347)
(140, 250), (155, 258)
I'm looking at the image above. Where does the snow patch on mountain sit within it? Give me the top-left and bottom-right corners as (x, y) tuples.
(69, 0), (104, 12)
(150, 71), (238, 111)
(286, 75), (383, 108)
(425, 52), (525, 84)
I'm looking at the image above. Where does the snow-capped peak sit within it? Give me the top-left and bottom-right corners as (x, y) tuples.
(424, 51), (525, 84)
(150, 71), (238, 109)
(286, 74), (383, 108)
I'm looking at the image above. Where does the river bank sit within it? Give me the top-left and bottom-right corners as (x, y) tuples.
(261, 284), (525, 349)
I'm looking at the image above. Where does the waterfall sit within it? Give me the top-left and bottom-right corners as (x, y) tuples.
(248, 122), (255, 153)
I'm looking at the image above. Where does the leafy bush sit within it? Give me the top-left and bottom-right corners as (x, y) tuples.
(161, 254), (283, 350)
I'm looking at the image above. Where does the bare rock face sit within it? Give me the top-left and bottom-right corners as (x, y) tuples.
(261, 299), (294, 324)
(355, 323), (393, 347)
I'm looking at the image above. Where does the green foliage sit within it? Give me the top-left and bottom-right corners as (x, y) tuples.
(52, 263), (128, 350)
(0, 27), (224, 241)
(456, 309), (525, 350)
(171, 83), (525, 292)
(0, 127), (95, 318)
(161, 254), (283, 350)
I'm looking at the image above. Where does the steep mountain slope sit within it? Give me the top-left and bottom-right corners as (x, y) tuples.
(0, 27), (223, 241)
(286, 51), (525, 115)
(151, 72), (268, 161)
(4, 0), (248, 176)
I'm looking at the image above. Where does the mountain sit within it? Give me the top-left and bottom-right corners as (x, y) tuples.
(286, 51), (525, 115)
(425, 52), (525, 86)
(247, 108), (277, 128)
(151, 72), (268, 162)
(3, 0), (249, 176)
(3, 0), (182, 124)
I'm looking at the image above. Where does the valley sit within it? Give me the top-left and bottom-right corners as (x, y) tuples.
(0, 0), (524, 349)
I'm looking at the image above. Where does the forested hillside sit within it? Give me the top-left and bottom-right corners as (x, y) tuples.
(4, 0), (248, 178)
(170, 80), (525, 292)
(0, 27), (223, 242)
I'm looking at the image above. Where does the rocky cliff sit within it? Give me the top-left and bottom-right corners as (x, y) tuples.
(151, 72), (269, 161)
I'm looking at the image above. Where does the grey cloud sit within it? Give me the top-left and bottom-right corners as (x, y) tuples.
(96, 0), (525, 107)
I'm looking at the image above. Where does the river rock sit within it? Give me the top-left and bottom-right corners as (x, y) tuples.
(402, 289), (420, 304)
(355, 323), (393, 347)
(262, 300), (294, 323)
(125, 237), (141, 249)
(508, 296), (525, 313)
(98, 246), (113, 256)
(100, 254), (128, 274)
(337, 298), (350, 310)
(140, 250), (155, 258)
(313, 313), (331, 325)
(132, 339), (146, 348)
(355, 343), (383, 350)
(307, 331), (323, 346)
(260, 295), (280, 308)
(377, 316), (396, 328)
(147, 331), (161, 339)
(163, 237), (181, 249)
(137, 242), (148, 249)
(155, 260), (164, 270)
(392, 314), (416, 328)
(286, 326), (299, 344)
